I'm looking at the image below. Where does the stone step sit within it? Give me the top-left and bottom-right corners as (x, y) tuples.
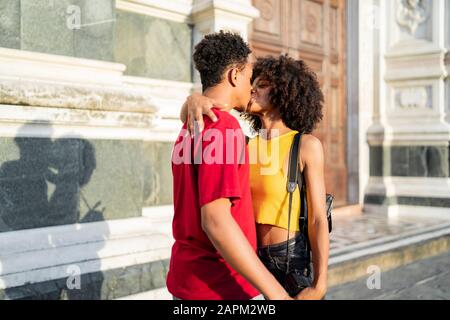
(117, 287), (171, 300)
(114, 213), (450, 300)
(118, 223), (450, 300)
(328, 223), (450, 288)
(326, 249), (450, 299)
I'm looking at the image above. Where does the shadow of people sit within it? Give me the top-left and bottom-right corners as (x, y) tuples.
(0, 134), (53, 231)
(0, 122), (109, 300)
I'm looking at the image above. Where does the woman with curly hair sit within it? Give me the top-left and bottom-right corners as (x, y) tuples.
(181, 54), (329, 300)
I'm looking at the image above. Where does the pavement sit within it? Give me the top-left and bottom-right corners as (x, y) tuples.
(330, 210), (450, 253)
(325, 210), (450, 299)
(119, 209), (450, 300)
(327, 249), (450, 300)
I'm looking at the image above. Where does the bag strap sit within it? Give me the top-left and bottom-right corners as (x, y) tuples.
(299, 159), (310, 252)
(285, 132), (302, 275)
(298, 152), (308, 237)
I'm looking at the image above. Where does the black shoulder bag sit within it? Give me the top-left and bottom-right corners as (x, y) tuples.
(284, 132), (334, 297)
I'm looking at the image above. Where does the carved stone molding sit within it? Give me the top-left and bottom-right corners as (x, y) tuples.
(384, 52), (446, 82)
(395, 86), (431, 110)
(0, 216), (173, 290)
(0, 78), (157, 114)
(396, 0), (429, 35)
(0, 104), (156, 132)
(116, 0), (194, 23)
(446, 80), (450, 118)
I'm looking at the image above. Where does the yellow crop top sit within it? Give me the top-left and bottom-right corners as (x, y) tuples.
(249, 130), (301, 232)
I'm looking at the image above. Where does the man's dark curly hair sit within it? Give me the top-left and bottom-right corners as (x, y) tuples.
(245, 54), (324, 134)
(193, 31), (252, 91)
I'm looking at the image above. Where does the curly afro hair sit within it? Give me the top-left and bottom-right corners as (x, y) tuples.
(193, 31), (252, 92)
(245, 54), (324, 134)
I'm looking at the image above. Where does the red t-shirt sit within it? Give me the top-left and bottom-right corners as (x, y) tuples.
(166, 108), (260, 300)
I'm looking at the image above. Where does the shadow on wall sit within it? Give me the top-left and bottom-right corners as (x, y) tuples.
(0, 121), (109, 299)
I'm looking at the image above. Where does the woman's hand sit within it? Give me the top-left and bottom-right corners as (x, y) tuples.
(294, 286), (327, 300)
(300, 135), (330, 301)
(180, 92), (219, 135)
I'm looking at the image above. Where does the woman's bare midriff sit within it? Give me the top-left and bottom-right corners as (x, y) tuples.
(256, 223), (300, 247)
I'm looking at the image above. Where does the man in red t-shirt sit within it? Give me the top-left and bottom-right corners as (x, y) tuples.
(166, 31), (291, 300)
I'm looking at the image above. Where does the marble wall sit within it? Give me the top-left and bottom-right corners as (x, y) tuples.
(0, 0), (20, 49)
(0, 0), (192, 81)
(114, 11), (192, 82)
(369, 146), (449, 178)
(363, 0), (450, 215)
(0, 0), (116, 61)
(0, 259), (170, 300)
(0, 0), (258, 300)
(0, 136), (173, 232)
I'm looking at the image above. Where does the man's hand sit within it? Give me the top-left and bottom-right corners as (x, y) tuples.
(201, 198), (292, 300)
(294, 286), (326, 300)
(180, 93), (220, 135)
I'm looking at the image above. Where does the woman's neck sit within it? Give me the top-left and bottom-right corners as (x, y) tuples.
(259, 111), (292, 139)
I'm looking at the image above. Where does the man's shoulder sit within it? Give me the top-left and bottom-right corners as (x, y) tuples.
(204, 108), (241, 131)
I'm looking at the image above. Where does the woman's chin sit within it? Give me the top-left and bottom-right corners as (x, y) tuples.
(247, 100), (263, 114)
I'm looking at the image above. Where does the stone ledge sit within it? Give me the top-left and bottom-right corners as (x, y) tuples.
(0, 47), (159, 116)
(328, 226), (450, 287)
(0, 78), (157, 114)
(116, 0), (260, 24)
(191, 0), (259, 20)
(116, 0), (194, 23)
(0, 47), (125, 86)
(116, 287), (171, 300)
(0, 259), (170, 300)
(0, 216), (173, 290)
(123, 76), (193, 119)
(364, 195), (450, 208)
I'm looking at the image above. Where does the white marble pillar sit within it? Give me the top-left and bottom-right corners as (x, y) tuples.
(190, 0), (259, 85)
(363, 0), (450, 218)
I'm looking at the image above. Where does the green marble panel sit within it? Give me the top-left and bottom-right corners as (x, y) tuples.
(0, 0), (21, 49)
(115, 10), (192, 81)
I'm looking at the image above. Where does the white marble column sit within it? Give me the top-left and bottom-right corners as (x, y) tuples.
(190, 0), (259, 85)
(363, 0), (450, 218)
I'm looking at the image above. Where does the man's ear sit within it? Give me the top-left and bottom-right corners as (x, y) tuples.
(228, 68), (239, 87)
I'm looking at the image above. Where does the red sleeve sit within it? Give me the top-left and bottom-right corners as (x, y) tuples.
(196, 116), (246, 208)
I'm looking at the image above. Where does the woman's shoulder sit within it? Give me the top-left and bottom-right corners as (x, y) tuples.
(299, 134), (324, 162)
(301, 134), (322, 147)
